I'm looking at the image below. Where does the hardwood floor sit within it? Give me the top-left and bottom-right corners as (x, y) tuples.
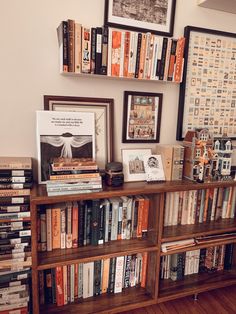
(122, 285), (236, 313)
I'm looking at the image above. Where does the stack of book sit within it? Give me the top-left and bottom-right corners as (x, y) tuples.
(161, 243), (234, 281)
(0, 157), (33, 314)
(38, 252), (147, 306)
(38, 195), (149, 251)
(46, 158), (102, 196)
(57, 20), (185, 82)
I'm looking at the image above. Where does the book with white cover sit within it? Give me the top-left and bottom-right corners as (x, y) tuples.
(36, 110), (95, 183)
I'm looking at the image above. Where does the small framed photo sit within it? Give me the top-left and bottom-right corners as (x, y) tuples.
(122, 91), (162, 143)
(143, 154), (165, 182)
(122, 148), (152, 182)
(104, 0), (176, 37)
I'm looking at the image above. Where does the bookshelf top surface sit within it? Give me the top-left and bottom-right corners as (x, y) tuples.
(30, 179), (236, 205)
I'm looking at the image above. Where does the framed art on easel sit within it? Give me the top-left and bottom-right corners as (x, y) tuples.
(176, 26), (236, 140)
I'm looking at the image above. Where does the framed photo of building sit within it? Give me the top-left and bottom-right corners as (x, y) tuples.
(176, 26), (236, 140)
(122, 148), (152, 182)
(44, 95), (114, 170)
(104, 0), (176, 36)
(122, 91), (162, 143)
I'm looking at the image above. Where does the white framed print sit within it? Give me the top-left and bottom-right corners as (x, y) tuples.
(122, 148), (152, 182)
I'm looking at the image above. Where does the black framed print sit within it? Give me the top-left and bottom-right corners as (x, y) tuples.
(176, 26), (236, 140)
(104, 0), (176, 37)
(122, 91), (162, 143)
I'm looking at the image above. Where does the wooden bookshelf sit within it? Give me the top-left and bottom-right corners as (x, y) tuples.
(30, 180), (236, 313)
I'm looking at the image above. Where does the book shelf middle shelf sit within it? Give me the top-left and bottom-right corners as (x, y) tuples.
(37, 239), (157, 270)
(162, 218), (236, 242)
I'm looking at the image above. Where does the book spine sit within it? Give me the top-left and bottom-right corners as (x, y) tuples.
(55, 266), (64, 306)
(72, 202), (78, 248)
(167, 39), (177, 81)
(111, 30), (121, 77)
(91, 200), (100, 246)
(95, 27), (102, 74)
(134, 33), (142, 78)
(46, 207), (52, 252)
(90, 27), (97, 74)
(93, 260), (102, 296)
(78, 201), (84, 246)
(108, 257), (116, 293)
(52, 208), (61, 250)
(62, 265), (67, 305)
(158, 37), (168, 80)
(81, 27), (91, 73)
(98, 203), (105, 245)
(138, 33), (147, 79)
(114, 256), (124, 293)
(67, 19), (75, 72)
(66, 203), (72, 249)
(123, 31), (130, 77)
(60, 207), (66, 249)
(101, 258), (110, 294)
(44, 269), (53, 304)
(174, 37), (185, 83)
(100, 26), (108, 75)
(74, 23), (82, 73)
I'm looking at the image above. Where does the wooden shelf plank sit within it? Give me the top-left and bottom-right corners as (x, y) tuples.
(38, 239), (157, 270)
(40, 287), (155, 314)
(31, 180), (236, 205)
(161, 237), (236, 256)
(162, 218), (236, 242)
(158, 270), (236, 302)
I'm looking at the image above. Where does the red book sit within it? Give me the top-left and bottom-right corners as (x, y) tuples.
(141, 252), (148, 288)
(74, 263), (78, 298)
(142, 197), (149, 238)
(56, 266), (64, 306)
(123, 31), (130, 77)
(174, 37), (185, 83)
(72, 201), (79, 248)
(0, 308), (28, 314)
(137, 196), (145, 238)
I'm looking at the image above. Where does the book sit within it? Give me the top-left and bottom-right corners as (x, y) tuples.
(74, 22), (82, 73)
(91, 199), (100, 246)
(111, 30), (122, 77)
(52, 207), (61, 250)
(81, 27), (91, 73)
(55, 266), (64, 306)
(174, 37), (185, 83)
(114, 256), (124, 293)
(83, 262), (94, 298)
(93, 260), (101, 296)
(95, 27), (102, 74)
(57, 21), (68, 72)
(90, 27), (97, 74)
(0, 157), (32, 170)
(67, 19), (75, 72)
(72, 202), (78, 248)
(100, 26), (109, 75)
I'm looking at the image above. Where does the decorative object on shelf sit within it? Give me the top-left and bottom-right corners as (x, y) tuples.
(44, 95), (114, 171)
(104, 0), (176, 36)
(176, 26), (236, 140)
(183, 128), (233, 182)
(122, 91), (162, 143)
(105, 161), (124, 187)
(36, 110), (95, 184)
(143, 154), (165, 182)
(122, 148), (152, 182)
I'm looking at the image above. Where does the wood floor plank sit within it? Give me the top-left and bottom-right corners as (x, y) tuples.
(122, 285), (236, 314)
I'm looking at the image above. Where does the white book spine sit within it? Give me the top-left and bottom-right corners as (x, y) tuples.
(114, 256), (124, 293)
(111, 200), (119, 241)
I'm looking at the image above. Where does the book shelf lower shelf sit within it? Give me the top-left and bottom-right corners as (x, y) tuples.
(40, 287), (155, 314)
(158, 269), (236, 302)
(37, 239), (157, 270)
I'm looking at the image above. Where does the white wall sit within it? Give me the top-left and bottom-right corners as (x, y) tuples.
(0, 0), (235, 168)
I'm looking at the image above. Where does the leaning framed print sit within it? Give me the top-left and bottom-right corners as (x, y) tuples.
(122, 91), (162, 143)
(104, 0), (176, 36)
(44, 95), (114, 170)
(176, 26), (236, 140)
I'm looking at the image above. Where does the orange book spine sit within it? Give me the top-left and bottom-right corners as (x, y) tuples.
(52, 208), (61, 249)
(56, 266), (64, 306)
(141, 252), (148, 288)
(111, 30), (122, 76)
(174, 37), (185, 83)
(137, 197), (144, 238)
(74, 263), (78, 298)
(101, 258), (110, 293)
(72, 202), (79, 248)
(142, 198), (149, 237)
(123, 31), (130, 77)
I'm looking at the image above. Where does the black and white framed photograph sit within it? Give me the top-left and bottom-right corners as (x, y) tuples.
(143, 154), (165, 182)
(36, 110), (95, 183)
(122, 148), (152, 182)
(104, 0), (176, 36)
(122, 91), (162, 143)
(176, 26), (236, 140)
(44, 95), (114, 170)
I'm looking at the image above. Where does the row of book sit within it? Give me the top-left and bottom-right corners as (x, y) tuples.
(39, 252), (147, 306)
(57, 20), (185, 82)
(38, 195), (149, 252)
(46, 158), (102, 196)
(0, 157), (33, 314)
(164, 186), (236, 227)
(161, 244), (234, 281)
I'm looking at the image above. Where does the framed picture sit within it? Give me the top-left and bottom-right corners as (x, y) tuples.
(176, 26), (236, 140)
(36, 110), (95, 183)
(104, 0), (176, 36)
(143, 154), (165, 182)
(122, 91), (162, 143)
(44, 95), (114, 170)
(122, 148), (152, 182)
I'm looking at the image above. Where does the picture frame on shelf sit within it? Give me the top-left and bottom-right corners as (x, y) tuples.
(176, 26), (236, 140)
(122, 148), (152, 182)
(104, 0), (176, 36)
(44, 95), (114, 170)
(143, 154), (165, 182)
(36, 110), (95, 184)
(122, 91), (162, 143)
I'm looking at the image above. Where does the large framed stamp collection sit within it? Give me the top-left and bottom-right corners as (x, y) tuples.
(176, 26), (236, 140)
